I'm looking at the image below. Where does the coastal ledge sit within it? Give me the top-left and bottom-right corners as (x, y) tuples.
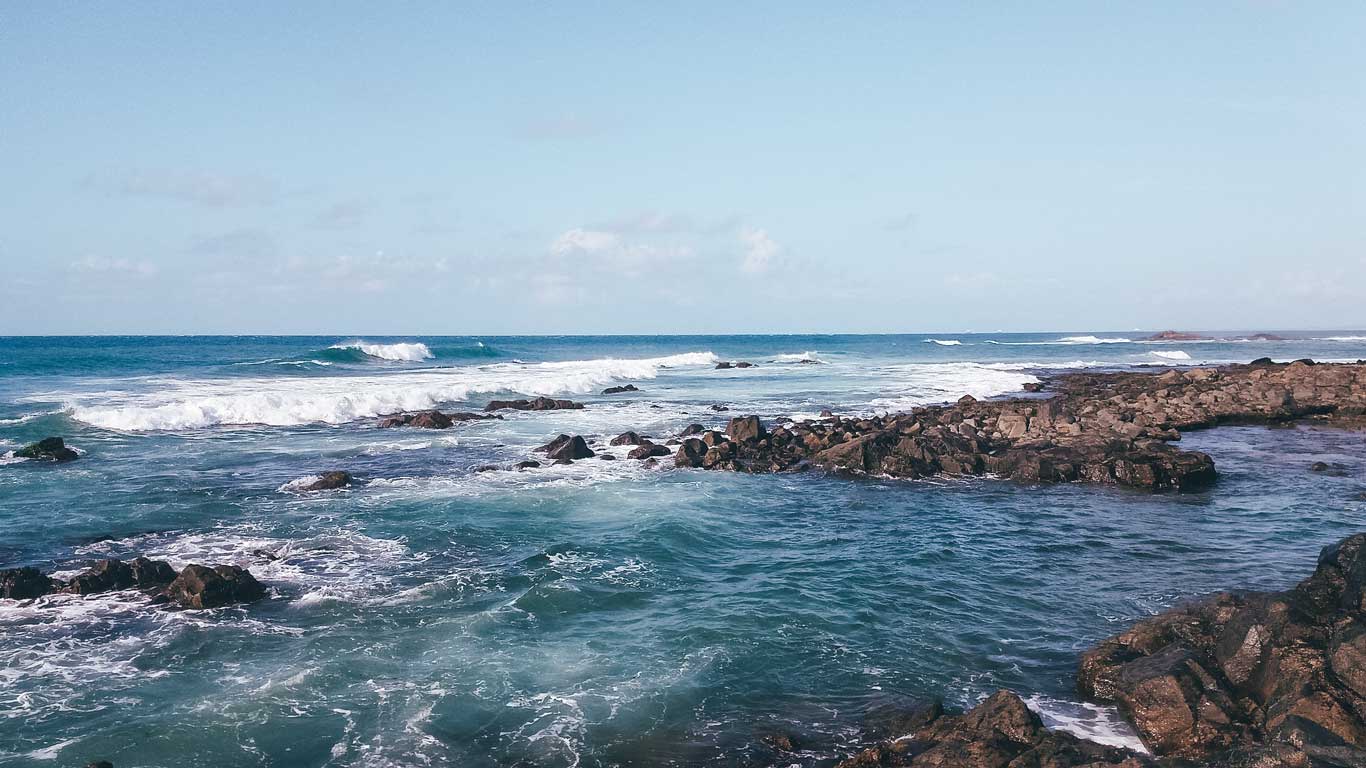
(674, 360), (1366, 490)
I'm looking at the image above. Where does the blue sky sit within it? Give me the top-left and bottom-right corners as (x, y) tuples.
(2, 3), (1363, 334)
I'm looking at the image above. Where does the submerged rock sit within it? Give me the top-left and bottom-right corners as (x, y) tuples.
(14, 436), (79, 462)
(166, 564), (267, 609)
(484, 397), (584, 412)
(294, 471), (352, 491)
(1077, 533), (1366, 764)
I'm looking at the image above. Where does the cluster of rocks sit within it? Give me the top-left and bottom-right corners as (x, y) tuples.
(836, 532), (1366, 767)
(602, 384), (640, 395)
(11, 436), (79, 462)
(1, 557), (267, 609)
(715, 361), (757, 369)
(671, 361), (1366, 491)
(377, 410), (501, 429)
(484, 397), (584, 411)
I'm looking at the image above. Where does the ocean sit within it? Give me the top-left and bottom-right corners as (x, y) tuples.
(3, 333), (1366, 767)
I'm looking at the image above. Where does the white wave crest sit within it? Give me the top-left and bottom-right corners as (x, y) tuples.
(771, 351), (822, 363)
(1058, 336), (1132, 344)
(1023, 694), (1147, 753)
(67, 352), (719, 431)
(868, 362), (1038, 412)
(925, 339), (963, 346)
(331, 341), (434, 362)
(1149, 350), (1192, 360)
(1320, 335), (1366, 342)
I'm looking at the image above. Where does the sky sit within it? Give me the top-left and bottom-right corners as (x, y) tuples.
(1, 2), (1364, 335)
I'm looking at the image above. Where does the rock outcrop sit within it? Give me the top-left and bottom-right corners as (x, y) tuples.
(484, 397), (584, 412)
(165, 564), (268, 609)
(14, 436), (79, 462)
(377, 410), (500, 429)
(673, 361), (1366, 491)
(1144, 331), (1209, 341)
(602, 384), (640, 394)
(0, 557), (267, 609)
(836, 690), (1147, 767)
(1077, 533), (1366, 765)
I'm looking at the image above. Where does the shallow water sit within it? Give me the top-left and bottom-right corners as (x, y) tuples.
(2, 334), (1365, 766)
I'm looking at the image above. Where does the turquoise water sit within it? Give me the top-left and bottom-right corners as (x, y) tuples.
(2, 333), (1365, 766)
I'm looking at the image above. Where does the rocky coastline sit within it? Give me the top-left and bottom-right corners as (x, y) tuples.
(837, 533), (1366, 767)
(673, 360), (1366, 491)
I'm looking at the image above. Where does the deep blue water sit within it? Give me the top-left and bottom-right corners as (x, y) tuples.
(2, 333), (1365, 767)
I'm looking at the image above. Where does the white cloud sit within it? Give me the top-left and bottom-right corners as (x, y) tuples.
(551, 228), (621, 257)
(739, 227), (779, 273)
(71, 255), (158, 277)
(91, 169), (277, 208)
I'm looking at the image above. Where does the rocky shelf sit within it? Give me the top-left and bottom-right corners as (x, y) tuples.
(672, 360), (1366, 491)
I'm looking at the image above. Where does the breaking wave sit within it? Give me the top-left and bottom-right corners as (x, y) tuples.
(925, 339), (963, 346)
(327, 341), (434, 362)
(1149, 350), (1192, 361)
(67, 352), (719, 431)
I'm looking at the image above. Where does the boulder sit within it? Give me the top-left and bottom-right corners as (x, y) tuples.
(165, 564), (267, 609)
(14, 436), (79, 462)
(675, 438), (708, 468)
(727, 416), (767, 443)
(611, 431), (646, 446)
(601, 384), (639, 395)
(543, 435), (594, 461)
(1, 566), (54, 599)
(514, 460), (541, 470)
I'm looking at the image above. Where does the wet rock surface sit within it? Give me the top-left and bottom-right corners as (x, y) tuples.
(672, 361), (1366, 491)
(294, 471), (352, 491)
(1077, 533), (1366, 765)
(602, 384), (640, 394)
(13, 436), (79, 462)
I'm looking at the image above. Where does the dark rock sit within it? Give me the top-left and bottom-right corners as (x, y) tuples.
(735, 361), (755, 368)
(727, 416), (767, 443)
(680, 423), (706, 437)
(820, 409), (835, 418)
(1245, 333), (1287, 341)
(1022, 382), (1044, 393)
(552, 458), (574, 465)
(514, 460), (541, 470)
(710, 404), (730, 412)
(1250, 357), (1276, 366)
(14, 436), (79, 462)
(295, 471), (351, 491)
(378, 411), (500, 428)
(715, 362), (733, 369)
(597, 454), (616, 461)
(1312, 461), (1331, 472)
(544, 435), (594, 461)
(601, 384), (639, 395)
(474, 464), (499, 472)
(1145, 330), (1208, 341)
(1, 566), (54, 599)
(485, 397), (584, 411)
(611, 431), (646, 446)
(628, 442), (671, 460)
(836, 690), (1146, 767)
(715, 361), (756, 370)
(165, 564), (267, 609)
(642, 458), (659, 468)
(675, 438), (709, 468)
